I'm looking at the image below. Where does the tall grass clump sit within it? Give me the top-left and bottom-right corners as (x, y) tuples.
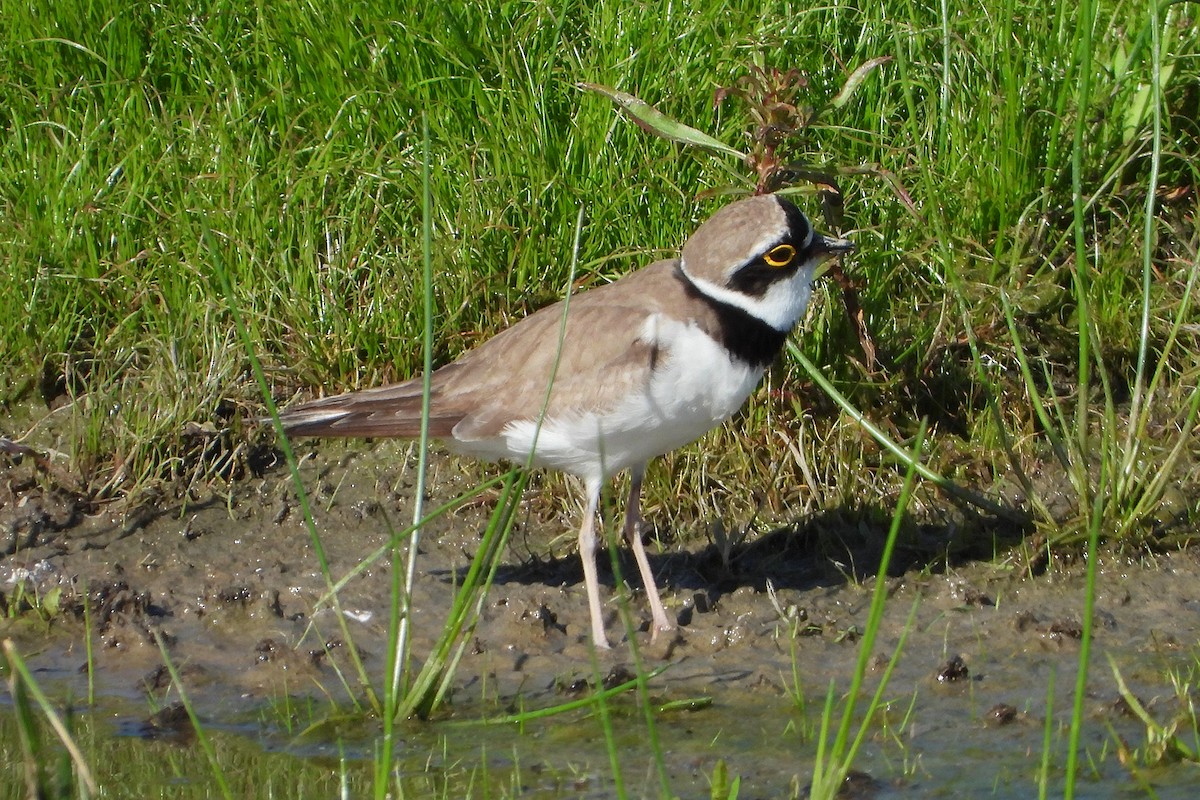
(878, 1), (1198, 548)
(988, 0), (1200, 549)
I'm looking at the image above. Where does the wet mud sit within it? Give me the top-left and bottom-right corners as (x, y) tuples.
(3, 436), (1200, 796)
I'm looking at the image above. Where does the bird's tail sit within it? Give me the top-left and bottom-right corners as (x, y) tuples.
(269, 377), (461, 439)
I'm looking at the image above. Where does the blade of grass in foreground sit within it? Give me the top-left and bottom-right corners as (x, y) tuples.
(397, 114), (437, 689)
(151, 631), (233, 800)
(393, 204), (590, 722)
(1037, 667), (1056, 800)
(448, 665), (671, 726)
(394, 467), (530, 720)
(807, 421), (926, 799)
(378, 112), (435, 794)
(1120, 0), (1165, 470)
(1063, 0), (1098, 796)
(3, 639), (99, 797)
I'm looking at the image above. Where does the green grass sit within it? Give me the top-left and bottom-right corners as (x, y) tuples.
(0, 691), (545, 799)
(3, 0), (1195, 542)
(2, 0), (1200, 797)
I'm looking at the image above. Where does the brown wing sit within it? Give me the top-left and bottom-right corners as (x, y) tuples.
(276, 260), (686, 441)
(442, 304), (664, 442)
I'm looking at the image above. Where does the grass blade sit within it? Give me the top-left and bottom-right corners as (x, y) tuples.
(579, 82), (746, 159)
(151, 632), (233, 800)
(827, 57), (892, 109)
(809, 421), (926, 799)
(3, 639), (98, 797)
(788, 342), (1024, 524)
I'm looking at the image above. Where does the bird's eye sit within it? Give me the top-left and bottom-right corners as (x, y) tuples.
(763, 244), (796, 268)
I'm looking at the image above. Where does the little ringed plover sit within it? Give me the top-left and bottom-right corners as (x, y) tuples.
(275, 194), (853, 649)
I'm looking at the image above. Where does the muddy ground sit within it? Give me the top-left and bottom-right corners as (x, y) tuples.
(2, 434), (1200, 796)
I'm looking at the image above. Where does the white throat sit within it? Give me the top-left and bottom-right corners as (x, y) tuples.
(680, 260), (817, 332)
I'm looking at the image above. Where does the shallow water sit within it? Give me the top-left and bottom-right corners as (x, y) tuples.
(3, 439), (1199, 797)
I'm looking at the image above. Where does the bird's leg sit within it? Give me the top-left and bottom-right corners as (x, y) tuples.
(623, 464), (674, 640)
(578, 476), (610, 649)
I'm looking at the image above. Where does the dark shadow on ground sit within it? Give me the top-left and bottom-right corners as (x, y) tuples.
(463, 505), (1031, 605)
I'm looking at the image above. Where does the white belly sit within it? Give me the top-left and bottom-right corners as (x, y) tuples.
(496, 322), (764, 480)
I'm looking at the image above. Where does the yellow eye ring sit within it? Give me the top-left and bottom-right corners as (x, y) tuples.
(763, 244), (796, 268)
